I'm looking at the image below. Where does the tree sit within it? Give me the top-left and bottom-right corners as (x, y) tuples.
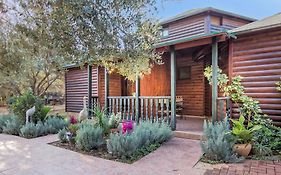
(0, 0), (67, 96)
(19, 0), (162, 80)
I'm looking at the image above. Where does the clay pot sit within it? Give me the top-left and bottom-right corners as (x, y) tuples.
(234, 143), (252, 157)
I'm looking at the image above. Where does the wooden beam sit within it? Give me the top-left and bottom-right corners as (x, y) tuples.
(104, 68), (109, 113)
(211, 37), (218, 122)
(170, 46), (176, 130)
(135, 75), (140, 123)
(88, 65), (93, 117)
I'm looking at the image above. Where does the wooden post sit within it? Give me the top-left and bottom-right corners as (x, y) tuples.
(212, 37), (218, 122)
(135, 75), (140, 123)
(104, 68), (109, 114)
(87, 65), (92, 118)
(170, 46), (176, 130)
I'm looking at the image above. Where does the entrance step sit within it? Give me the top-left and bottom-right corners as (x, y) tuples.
(173, 131), (203, 140)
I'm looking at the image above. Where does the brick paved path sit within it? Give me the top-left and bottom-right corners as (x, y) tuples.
(200, 160), (281, 175)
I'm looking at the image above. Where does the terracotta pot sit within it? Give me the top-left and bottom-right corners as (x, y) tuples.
(234, 143), (252, 157)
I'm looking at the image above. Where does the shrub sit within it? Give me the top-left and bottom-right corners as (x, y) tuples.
(0, 114), (12, 133)
(200, 120), (242, 163)
(93, 106), (110, 134)
(45, 116), (68, 134)
(20, 123), (38, 138)
(108, 113), (122, 129)
(3, 116), (22, 135)
(58, 128), (68, 143)
(133, 121), (172, 148)
(76, 125), (104, 151)
(107, 133), (139, 158)
(10, 91), (44, 123)
(35, 121), (48, 136)
(107, 121), (172, 158)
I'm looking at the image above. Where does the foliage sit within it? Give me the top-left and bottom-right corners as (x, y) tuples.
(231, 115), (261, 144)
(126, 143), (161, 163)
(69, 116), (78, 125)
(0, 114), (12, 133)
(58, 128), (68, 143)
(107, 121), (172, 158)
(200, 120), (242, 163)
(276, 77), (281, 91)
(203, 66), (229, 90)
(35, 121), (48, 137)
(3, 116), (22, 135)
(252, 143), (273, 157)
(44, 116), (68, 134)
(107, 132), (140, 158)
(76, 125), (104, 151)
(68, 124), (80, 136)
(41, 106), (51, 119)
(20, 123), (38, 139)
(10, 91), (44, 124)
(108, 113), (122, 129)
(93, 106), (110, 134)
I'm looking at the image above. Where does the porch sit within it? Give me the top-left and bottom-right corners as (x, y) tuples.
(88, 32), (233, 132)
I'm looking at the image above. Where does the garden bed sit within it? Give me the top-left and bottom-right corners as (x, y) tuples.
(49, 140), (162, 164)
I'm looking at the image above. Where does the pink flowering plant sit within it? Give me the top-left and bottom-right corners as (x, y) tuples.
(122, 120), (134, 134)
(69, 115), (78, 124)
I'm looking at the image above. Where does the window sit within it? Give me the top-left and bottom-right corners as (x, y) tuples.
(161, 29), (169, 38)
(178, 66), (191, 80)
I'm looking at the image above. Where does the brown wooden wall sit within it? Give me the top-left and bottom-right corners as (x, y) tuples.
(231, 28), (281, 125)
(98, 67), (122, 107)
(176, 54), (205, 116)
(65, 66), (98, 112)
(161, 14), (206, 43)
(140, 56), (171, 96)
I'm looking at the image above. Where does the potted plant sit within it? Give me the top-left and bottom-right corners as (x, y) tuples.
(108, 113), (122, 133)
(231, 115), (261, 157)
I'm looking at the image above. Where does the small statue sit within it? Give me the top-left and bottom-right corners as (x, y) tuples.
(26, 106), (35, 124)
(78, 96), (88, 122)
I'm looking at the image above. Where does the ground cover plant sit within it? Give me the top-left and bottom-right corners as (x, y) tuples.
(1, 92), (68, 138)
(203, 66), (281, 163)
(51, 107), (173, 164)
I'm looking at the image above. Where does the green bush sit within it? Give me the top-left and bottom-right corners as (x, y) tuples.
(10, 91), (44, 124)
(76, 125), (104, 151)
(3, 116), (22, 135)
(0, 114), (12, 133)
(107, 121), (172, 158)
(93, 106), (110, 134)
(200, 120), (242, 163)
(58, 128), (68, 143)
(107, 133), (139, 158)
(108, 113), (122, 129)
(35, 121), (48, 136)
(20, 123), (38, 138)
(45, 116), (68, 134)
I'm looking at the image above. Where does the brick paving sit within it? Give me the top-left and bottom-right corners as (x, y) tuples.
(197, 160), (281, 175)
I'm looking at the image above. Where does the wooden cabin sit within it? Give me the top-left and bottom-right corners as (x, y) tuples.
(64, 7), (281, 129)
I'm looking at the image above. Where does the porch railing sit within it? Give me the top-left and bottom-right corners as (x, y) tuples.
(217, 97), (231, 121)
(107, 96), (172, 124)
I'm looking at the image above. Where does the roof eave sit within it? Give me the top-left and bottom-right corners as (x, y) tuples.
(232, 23), (281, 35)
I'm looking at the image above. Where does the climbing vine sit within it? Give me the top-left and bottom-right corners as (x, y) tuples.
(276, 77), (281, 91)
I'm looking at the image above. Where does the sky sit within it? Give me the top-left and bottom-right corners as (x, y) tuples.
(156, 0), (281, 21)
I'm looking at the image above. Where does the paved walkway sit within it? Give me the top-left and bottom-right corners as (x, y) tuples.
(0, 134), (279, 175)
(196, 160), (281, 175)
(0, 134), (203, 175)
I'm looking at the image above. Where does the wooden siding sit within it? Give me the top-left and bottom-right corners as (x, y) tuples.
(65, 66), (98, 112)
(140, 56), (170, 96)
(176, 54), (205, 116)
(210, 15), (251, 33)
(232, 28), (281, 125)
(161, 15), (206, 43)
(98, 67), (122, 107)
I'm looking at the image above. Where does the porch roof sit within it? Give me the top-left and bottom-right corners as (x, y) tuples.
(155, 31), (235, 52)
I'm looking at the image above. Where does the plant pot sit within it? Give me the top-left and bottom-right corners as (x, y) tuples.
(110, 128), (119, 133)
(234, 143), (252, 157)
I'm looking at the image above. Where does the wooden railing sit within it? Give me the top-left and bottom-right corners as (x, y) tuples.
(217, 97), (231, 121)
(107, 96), (172, 124)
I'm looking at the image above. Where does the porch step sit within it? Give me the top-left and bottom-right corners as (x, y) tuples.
(173, 131), (203, 140)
